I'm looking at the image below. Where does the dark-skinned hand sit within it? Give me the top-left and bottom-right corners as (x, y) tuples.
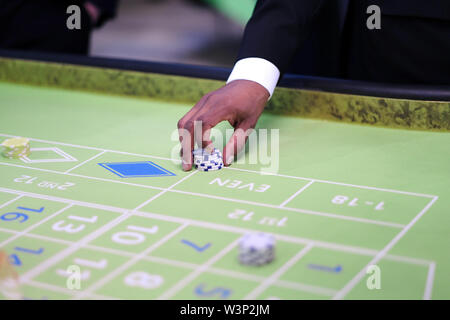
(177, 79), (270, 171)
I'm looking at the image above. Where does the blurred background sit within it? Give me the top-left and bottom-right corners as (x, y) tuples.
(91, 0), (256, 67)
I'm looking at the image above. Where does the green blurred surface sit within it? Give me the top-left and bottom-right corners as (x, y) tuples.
(203, 0), (256, 25)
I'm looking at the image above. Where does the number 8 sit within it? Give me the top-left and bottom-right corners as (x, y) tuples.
(331, 195), (348, 205)
(124, 272), (163, 289)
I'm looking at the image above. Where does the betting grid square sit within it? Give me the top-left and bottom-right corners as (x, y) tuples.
(0, 134), (438, 300)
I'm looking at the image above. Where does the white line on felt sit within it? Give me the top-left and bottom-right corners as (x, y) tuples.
(381, 254), (431, 267)
(24, 279), (118, 300)
(206, 267), (265, 283)
(18, 231), (335, 297)
(0, 226), (431, 297)
(63, 150), (107, 174)
(0, 222), (434, 270)
(0, 227), (73, 246)
(130, 211), (400, 257)
(0, 164), (406, 229)
(423, 262), (436, 300)
(16, 164), (199, 284)
(0, 222), (433, 273)
(132, 170), (197, 211)
(72, 171), (198, 299)
(0, 162), (165, 192)
(0, 133), (177, 162)
(0, 204), (73, 248)
(19, 210), (135, 283)
(244, 243), (314, 299)
(144, 191), (405, 228)
(0, 186), (125, 213)
(332, 196), (439, 300)
(279, 180), (314, 207)
(274, 279), (338, 296)
(224, 167), (437, 199)
(0, 226), (197, 271)
(73, 223), (189, 300)
(88, 247), (335, 297)
(0, 187), (425, 264)
(0, 131), (439, 299)
(142, 255), (199, 270)
(157, 238), (240, 300)
(0, 132), (436, 198)
(206, 266), (337, 297)
(0, 194), (24, 210)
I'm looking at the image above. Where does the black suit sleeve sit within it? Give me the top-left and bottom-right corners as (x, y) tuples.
(86, 0), (119, 27)
(237, 0), (326, 75)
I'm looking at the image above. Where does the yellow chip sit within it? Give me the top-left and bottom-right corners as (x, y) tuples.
(1, 138), (31, 159)
(1, 137), (30, 148)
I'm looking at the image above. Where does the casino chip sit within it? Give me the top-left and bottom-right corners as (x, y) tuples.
(192, 147), (223, 172)
(1, 137), (31, 159)
(238, 233), (275, 266)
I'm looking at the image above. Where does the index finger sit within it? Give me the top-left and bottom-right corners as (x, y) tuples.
(177, 95), (212, 171)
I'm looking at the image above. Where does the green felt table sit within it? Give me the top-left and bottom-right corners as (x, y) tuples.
(0, 55), (449, 300)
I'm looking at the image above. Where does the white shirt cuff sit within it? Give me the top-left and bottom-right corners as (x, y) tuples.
(226, 57), (281, 98)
